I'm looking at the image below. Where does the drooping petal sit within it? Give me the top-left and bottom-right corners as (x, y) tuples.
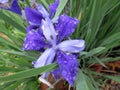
(25, 6), (43, 24)
(58, 40), (85, 53)
(9, 0), (22, 15)
(55, 14), (79, 42)
(0, 0), (8, 4)
(23, 28), (47, 50)
(57, 51), (79, 86)
(37, 4), (49, 18)
(41, 18), (57, 46)
(49, 0), (59, 18)
(33, 48), (56, 68)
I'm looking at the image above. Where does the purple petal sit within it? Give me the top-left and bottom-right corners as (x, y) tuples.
(41, 18), (57, 45)
(33, 48), (56, 68)
(23, 28), (47, 51)
(26, 25), (39, 32)
(52, 68), (61, 80)
(57, 51), (79, 86)
(58, 40), (85, 53)
(49, 0), (59, 18)
(37, 4), (49, 18)
(55, 14), (79, 42)
(0, 0), (8, 4)
(25, 6), (43, 24)
(9, 0), (22, 15)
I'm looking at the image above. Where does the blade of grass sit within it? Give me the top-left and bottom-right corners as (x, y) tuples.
(54, 0), (68, 18)
(0, 63), (57, 83)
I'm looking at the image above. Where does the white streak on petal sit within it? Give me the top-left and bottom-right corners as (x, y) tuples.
(37, 4), (49, 18)
(41, 18), (57, 45)
(33, 48), (56, 68)
(58, 40), (85, 53)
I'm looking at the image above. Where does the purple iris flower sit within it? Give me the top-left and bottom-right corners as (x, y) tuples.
(23, 0), (85, 87)
(0, 0), (22, 15)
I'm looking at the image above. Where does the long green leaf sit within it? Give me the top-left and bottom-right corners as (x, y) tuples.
(0, 10), (25, 32)
(54, 0), (68, 18)
(0, 63), (57, 82)
(84, 47), (105, 58)
(76, 69), (95, 90)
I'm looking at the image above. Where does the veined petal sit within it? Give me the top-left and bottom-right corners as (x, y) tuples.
(49, 0), (59, 18)
(57, 51), (79, 86)
(37, 4), (49, 18)
(55, 14), (79, 42)
(58, 40), (85, 53)
(0, 0), (8, 4)
(25, 6), (43, 24)
(41, 18), (57, 45)
(9, 0), (22, 15)
(23, 28), (47, 51)
(33, 48), (56, 68)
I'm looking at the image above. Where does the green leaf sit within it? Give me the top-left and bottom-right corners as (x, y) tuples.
(89, 70), (120, 83)
(0, 10), (25, 32)
(101, 32), (120, 46)
(104, 75), (120, 83)
(76, 69), (95, 90)
(54, 0), (68, 18)
(3, 80), (24, 90)
(40, 0), (49, 9)
(0, 63), (57, 83)
(84, 47), (105, 58)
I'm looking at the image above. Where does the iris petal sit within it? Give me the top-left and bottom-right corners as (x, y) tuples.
(9, 0), (22, 15)
(23, 29), (47, 51)
(58, 40), (85, 53)
(33, 48), (56, 68)
(55, 14), (79, 42)
(0, 0), (8, 4)
(25, 6), (43, 24)
(37, 4), (49, 18)
(41, 18), (57, 45)
(49, 0), (59, 18)
(57, 51), (79, 86)
(26, 25), (39, 32)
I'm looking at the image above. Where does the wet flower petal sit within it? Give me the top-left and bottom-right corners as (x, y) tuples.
(9, 0), (22, 15)
(23, 29), (47, 50)
(41, 18), (57, 45)
(52, 68), (61, 80)
(58, 40), (85, 53)
(26, 25), (39, 32)
(57, 51), (79, 86)
(37, 4), (49, 18)
(33, 48), (56, 68)
(0, 0), (22, 15)
(25, 6), (43, 24)
(55, 14), (79, 42)
(49, 0), (59, 18)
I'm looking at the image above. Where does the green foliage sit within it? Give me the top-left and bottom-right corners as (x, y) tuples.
(0, 0), (120, 90)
